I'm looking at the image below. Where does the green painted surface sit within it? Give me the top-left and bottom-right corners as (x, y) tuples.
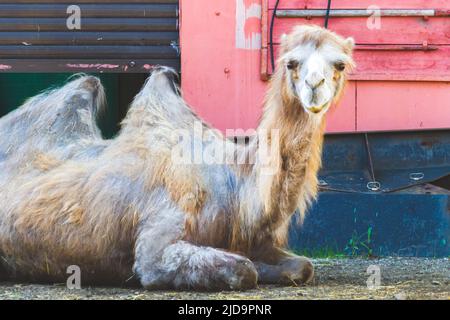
(0, 73), (121, 139)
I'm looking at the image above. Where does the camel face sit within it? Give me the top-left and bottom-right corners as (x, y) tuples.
(281, 25), (355, 116)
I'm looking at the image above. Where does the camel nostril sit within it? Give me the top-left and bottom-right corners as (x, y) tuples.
(318, 78), (325, 87)
(306, 78), (325, 90)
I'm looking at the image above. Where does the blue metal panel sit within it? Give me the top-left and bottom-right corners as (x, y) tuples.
(320, 130), (450, 193)
(289, 185), (449, 257)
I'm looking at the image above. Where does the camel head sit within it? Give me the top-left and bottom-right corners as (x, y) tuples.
(278, 25), (355, 115)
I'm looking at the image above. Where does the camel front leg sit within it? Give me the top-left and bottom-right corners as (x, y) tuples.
(135, 240), (258, 291)
(251, 247), (314, 285)
(133, 203), (258, 291)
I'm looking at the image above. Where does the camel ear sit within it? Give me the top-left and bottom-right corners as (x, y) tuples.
(344, 37), (355, 52)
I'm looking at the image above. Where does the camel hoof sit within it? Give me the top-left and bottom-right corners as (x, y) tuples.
(280, 256), (314, 285)
(217, 257), (258, 291)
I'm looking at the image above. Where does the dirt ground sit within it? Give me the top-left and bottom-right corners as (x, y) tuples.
(0, 258), (448, 300)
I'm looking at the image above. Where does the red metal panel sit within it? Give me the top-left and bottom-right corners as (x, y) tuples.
(180, 0), (266, 132)
(326, 81), (356, 133)
(356, 81), (450, 131)
(271, 16), (450, 45)
(268, 0), (450, 10)
(351, 46), (450, 81)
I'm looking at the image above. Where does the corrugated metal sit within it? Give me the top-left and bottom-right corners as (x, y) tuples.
(0, 0), (179, 73)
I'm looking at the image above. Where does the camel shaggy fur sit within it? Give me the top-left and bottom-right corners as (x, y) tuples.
(0, 25), (354, 290)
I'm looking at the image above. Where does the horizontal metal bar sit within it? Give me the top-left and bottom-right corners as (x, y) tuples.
(356, 44), (438, 51)
(0, 4), (178, 18)
(0, 59), (180, 73)
(0, 18), (178, 32)
(276, 9), (438, 18)
(0, 45), (179, 59)
(0, 32), (178, 46)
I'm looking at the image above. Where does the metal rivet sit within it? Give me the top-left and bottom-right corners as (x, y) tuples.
(129, 61), (136, 68)
(409, 172), (424, 181)
(367, 181), (381, 192)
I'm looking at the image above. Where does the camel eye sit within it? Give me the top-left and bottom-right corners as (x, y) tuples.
(287, 60), (299, 70)
(334, 62), (346, 71)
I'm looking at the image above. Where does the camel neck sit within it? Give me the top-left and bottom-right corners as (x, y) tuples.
(260, 92), (325, 210)
(232, 90), (326, 252)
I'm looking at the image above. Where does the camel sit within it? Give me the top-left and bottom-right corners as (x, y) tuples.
(0, 25), (354, 290)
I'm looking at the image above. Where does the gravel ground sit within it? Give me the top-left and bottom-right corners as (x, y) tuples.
(0, 258), (448, 300)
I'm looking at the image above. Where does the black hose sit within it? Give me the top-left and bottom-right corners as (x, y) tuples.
(269, 0), (280, 73)
(270, 0), (332, 73)
(324, 0), (332, 29)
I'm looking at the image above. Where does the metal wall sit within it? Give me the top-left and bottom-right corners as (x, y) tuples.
(0, 0), (180, 73)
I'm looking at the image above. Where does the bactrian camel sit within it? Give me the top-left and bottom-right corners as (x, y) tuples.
(0, 25), (355, 290)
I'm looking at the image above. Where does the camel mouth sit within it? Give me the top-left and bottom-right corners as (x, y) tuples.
(306, 105), (326, 114)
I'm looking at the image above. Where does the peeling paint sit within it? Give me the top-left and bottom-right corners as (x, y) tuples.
(142, 64), (154, 70)
(236, 0), (262, 50)
(66, 63), (120, 70)
(0, 65), (12, 70)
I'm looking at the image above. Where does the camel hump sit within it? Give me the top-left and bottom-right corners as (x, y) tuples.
(0, 74), (105, 163)
(145, 65), (181, 97)
(63, 74), (106, 117)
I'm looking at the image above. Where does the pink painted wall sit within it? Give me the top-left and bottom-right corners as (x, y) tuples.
(180, 0), (266, 132)
(180, 0), (450, 133)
